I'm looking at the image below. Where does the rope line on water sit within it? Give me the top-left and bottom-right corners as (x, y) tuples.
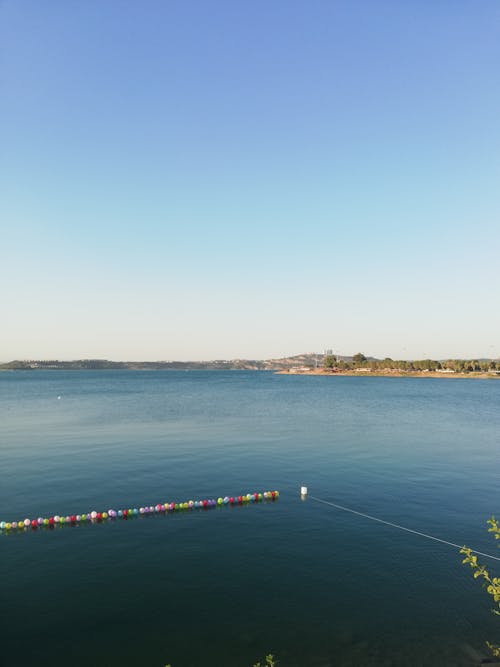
(309, 495), (500, 562)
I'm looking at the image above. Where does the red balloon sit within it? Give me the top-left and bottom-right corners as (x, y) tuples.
(238, 496), (243, 503)
(49, 517), (55, 525)
(31, 520), (37, 528)
(202, 500), (208, 507)
(96, 512), (103, 520)
(71, 515), (77, 523)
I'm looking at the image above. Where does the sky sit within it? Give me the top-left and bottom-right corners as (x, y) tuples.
(1, 1), (499, 361)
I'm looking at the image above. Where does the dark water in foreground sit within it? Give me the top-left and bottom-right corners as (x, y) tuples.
(1, 370), (500, 666)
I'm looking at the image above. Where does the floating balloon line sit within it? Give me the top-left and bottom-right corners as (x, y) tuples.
(0, 490), (279, 534)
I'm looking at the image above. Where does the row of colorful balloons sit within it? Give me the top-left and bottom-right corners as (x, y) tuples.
(0, 491), (279, 532)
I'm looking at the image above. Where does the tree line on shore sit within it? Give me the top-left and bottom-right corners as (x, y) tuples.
(324, 353), (499, 373)
(1, 354), (498, 374)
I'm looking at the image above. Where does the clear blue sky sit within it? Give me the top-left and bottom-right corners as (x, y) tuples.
(2, 1), (499, 361)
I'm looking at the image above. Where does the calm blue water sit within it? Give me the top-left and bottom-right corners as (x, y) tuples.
(1, 370), (500, 666)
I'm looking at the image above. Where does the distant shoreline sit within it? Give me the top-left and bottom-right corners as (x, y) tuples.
(277, 369), (500, 379)
(3, 367), (498, 379)
(2, 354), (499, 377)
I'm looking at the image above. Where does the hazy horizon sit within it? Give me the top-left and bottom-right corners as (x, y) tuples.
(2, 2), (499, 362)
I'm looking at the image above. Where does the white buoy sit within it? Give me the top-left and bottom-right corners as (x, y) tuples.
(300, 486), (308, 497)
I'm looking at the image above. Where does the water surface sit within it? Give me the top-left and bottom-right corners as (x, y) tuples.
(1, 371), (499, 666)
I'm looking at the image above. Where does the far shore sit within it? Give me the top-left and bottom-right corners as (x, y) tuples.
(278, 369), (500, 379)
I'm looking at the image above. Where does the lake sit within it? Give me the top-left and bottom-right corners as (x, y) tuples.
(1, 370), (499, 666)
